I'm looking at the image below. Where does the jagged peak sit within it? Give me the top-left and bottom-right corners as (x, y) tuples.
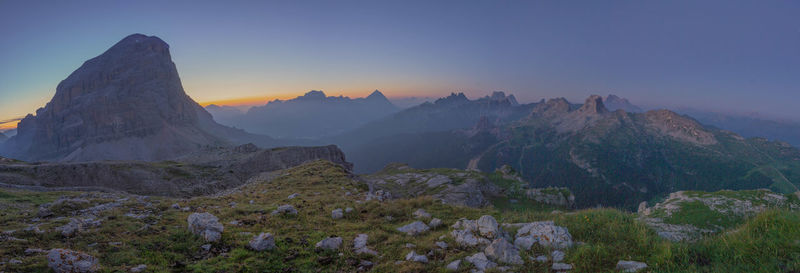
(532, 98), (571, 115)
(434, 92), (470, 105)
(297, 90), (327, 100)
(576, 95), (608, 115)
(366, 90), (388, 100)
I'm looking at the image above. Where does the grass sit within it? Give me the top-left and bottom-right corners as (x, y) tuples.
(0, 161), (798, 272)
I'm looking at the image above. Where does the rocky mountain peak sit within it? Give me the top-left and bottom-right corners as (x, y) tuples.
(366, 90), (388, 101)
(298, 90), (327, 100)
(435, 92), (470, 105)
(605, 94), (643, 113)
(0, 34), (273, 162)
(576, 95), (608, 115)
(530, 98), (571, 118)
(644, 109), (718, 145)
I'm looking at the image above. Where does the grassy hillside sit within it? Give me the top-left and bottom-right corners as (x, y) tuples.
(1, 161), (798, 272)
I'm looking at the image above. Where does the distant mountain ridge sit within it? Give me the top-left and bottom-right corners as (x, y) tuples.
(0, 34), (280, 162)
(207, 90), (399, 139)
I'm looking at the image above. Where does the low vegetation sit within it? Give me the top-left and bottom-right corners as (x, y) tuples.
(1, 161), (798, 272)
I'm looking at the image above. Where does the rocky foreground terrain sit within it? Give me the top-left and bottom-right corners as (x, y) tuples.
(1, 160), (798, 273)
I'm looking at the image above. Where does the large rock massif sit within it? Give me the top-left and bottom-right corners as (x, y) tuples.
(0, 34), (279, 162)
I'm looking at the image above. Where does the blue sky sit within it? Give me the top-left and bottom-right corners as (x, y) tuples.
(1, 0), (799, 122)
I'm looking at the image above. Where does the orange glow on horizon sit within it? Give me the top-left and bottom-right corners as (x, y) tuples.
(0, 120), (20, 131)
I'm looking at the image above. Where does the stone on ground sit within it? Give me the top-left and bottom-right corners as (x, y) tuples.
(187, 212), (224, 242)
(249, 233), (275, 251)
(477, 215), (500, 238)
(616, 260), (648, 272)
(331, 208), (344, 219)
(47, 249), (99, 273)
(465, 252), (497, 271)
(271, 204), (298, 216)
(484, 238), (524, 265)
(396, 221), (430, 236)
(446, 259), (461, 271)
(316, 237), (343, 251)
(405, 251), (428, 263)
(514, 221), (573, 250)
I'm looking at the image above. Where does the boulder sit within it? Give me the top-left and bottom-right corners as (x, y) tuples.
(405, 251), (428, 263)
(130, 264), (147, 272)
(271, 204), (298, 216)
(187, 212), (224, 242)
(514, 221), (573, 250)
(429, 218), (443, 229)
(552, 250), (566, 262)
(616, 260), (648, 272)
(451, 219), (491, 247)
(477, 215), (500, 238)
(484, 238), (523, 265)
(413, 209), (431, 219)
(249, 233), (275, 251)
(553, 263), (573, 272)
(396, 221), (430, 236)
(446, 259), (461, 271)
(56, 217), (102, 237)
(47, 249), (99, 273)
(353, 234), (378, 256)
(316, 237), (343, 251)
(331, 208), (344, 219)
(465, 252), (497, 271)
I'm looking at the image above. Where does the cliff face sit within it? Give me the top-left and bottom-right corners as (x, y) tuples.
(0, 144), (352, 197)
(1, 34), (277, 162)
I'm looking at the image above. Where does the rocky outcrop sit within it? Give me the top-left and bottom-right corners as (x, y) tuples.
(0, 34), (278, 162)
(513, 221), (573, 250)
(639, 190), (798, 241)
(363, 165), (500, 208)
(644, 110), (717, 145)
(525, 188), (576, 208)
(0, 145), (352, 197)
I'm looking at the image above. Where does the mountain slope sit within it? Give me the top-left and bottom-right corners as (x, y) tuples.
(212, 90), (399, 139)
(475, 95), (800, 208)
(0, 34), (279, 162)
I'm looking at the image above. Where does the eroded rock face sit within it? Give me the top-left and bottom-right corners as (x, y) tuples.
(47, 249), (99, 273)
(187, 212), (223, 242)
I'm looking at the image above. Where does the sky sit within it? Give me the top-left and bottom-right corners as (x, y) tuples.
(1, 0), (799, 128)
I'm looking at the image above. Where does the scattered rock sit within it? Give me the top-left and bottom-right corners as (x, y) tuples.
(316, 237), (343, 251)
(201, 244), (211, 251)
(288, 193), (299, 199)
(332, 208), (344, 220)
(465, 252), (497, 271)
(345, 207), (354, 213)
(533, 255), (548, 262)
(130, 264), (147, 272)
(616, 260), (648, 272)
(271, 204), (298, 216)
(552, 263), (573, 272)
(404, 251), (428, 263)
(249, 233), (275, 251)
(552, 250), (566, 262)
(446, 259), (461, 271)
(435, 241), (448, 249)
(353, 234), (378, 256)
(25, 248), (46, 255)
(451, 219), (491, 247)
(170, 203), (180, 210)
(405, 243), (416, 248)
(514, 221), (573, 250)
(47, 249), (99, 273)
(187, 212), (224, 242)
(484, 238), (524, 265)
(56, 217), (102, 237)
(413, 209), (431, 219)
(396, 221), (430, 236)
(365, 190), (392, 202)
(9, 259), (22, 265)
(429, 218), (443, 229)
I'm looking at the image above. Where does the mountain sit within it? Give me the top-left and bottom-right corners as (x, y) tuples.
(332, 91), (535, 172)
(673, 108), (800, 147)
(0, 34), (280, 162)
(604, 94), (643, 113)
(472, 95), (800, 208)
(205, 104), (244, 124)
(210, 90), (399, 139)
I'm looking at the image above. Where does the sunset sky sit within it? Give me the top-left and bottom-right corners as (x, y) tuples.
(1, 0), (799, 129)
